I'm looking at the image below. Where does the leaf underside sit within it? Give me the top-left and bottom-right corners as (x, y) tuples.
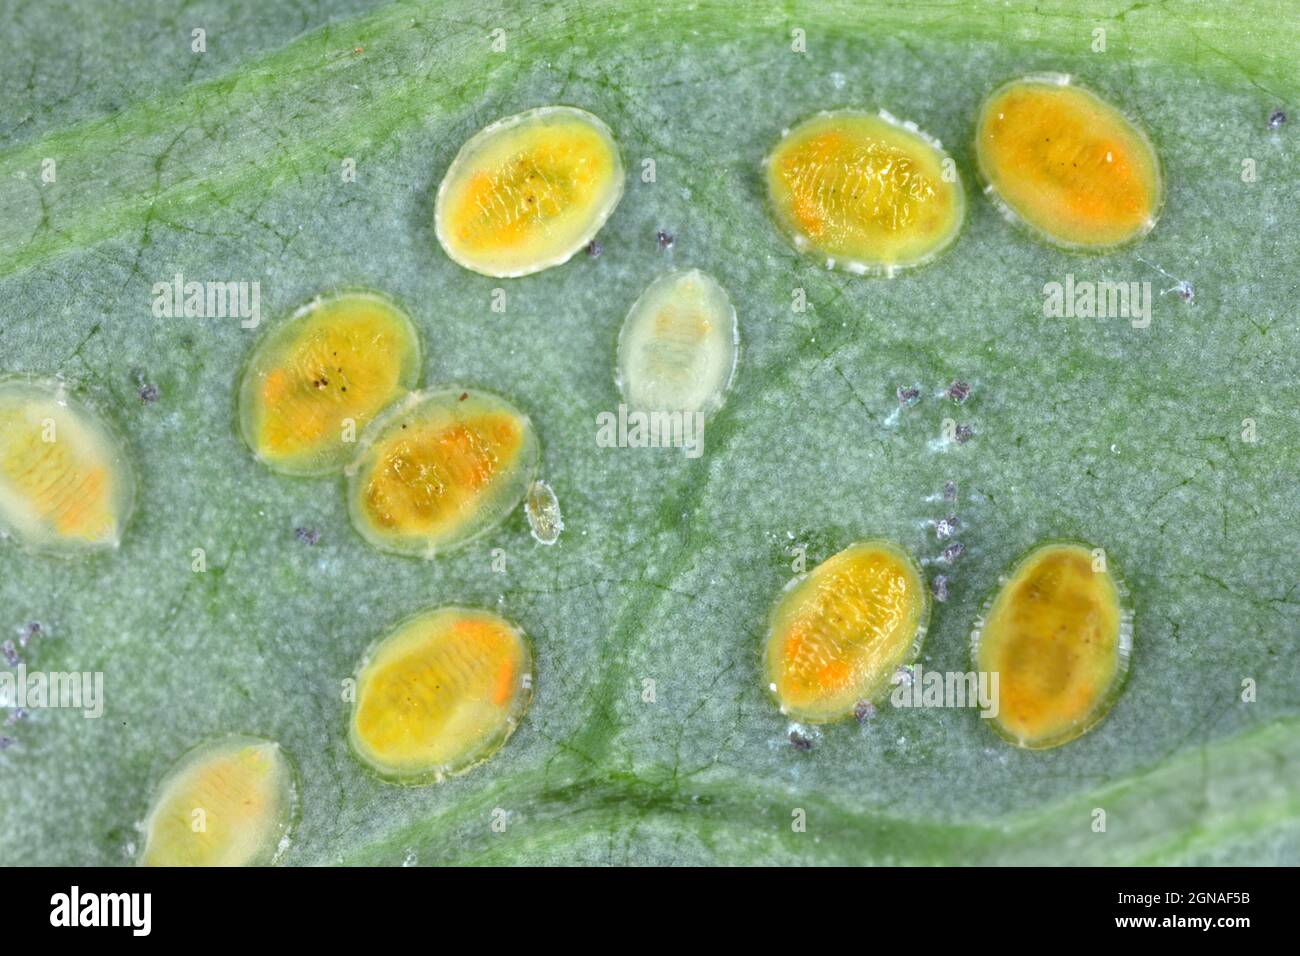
(0, 0), (1296, 865)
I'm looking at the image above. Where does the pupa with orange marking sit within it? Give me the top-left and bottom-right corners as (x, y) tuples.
(764, 110), (965, 275)
(0, 378), (135, 555)
(435, 106), (625, 278)
(975, 74), (1162, 248)
(349, 606), (535, 783)
(972, 541), (1133, 749)
(238, 290), (422, 476)
(140, 735), (297, 866)
(763, 539), (930, 723)
(345, 388), (539, 558)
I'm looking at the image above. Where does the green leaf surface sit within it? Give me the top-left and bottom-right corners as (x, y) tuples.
(0, 0), (1296, 865)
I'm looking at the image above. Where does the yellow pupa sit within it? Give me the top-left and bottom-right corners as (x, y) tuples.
(765, 110), (965, 275)
(763, 540), (929, 723)
(973, 542), (1133, 749)
(238, 290), (421, 476)
(345, 388), (538, 558)
(975, 75), (1162, 248)
(0, 378), (135, 555)
(349, 606), (534, 783)
(435, 106), (625, 278)
(139, 735), (296, 866)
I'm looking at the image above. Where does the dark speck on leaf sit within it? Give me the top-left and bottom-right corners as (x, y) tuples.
(459, 392), (469, 401)
(931, 574), (949, 603)
(943, 480), (957, 502)
(942, 541), (965, 563)
(1268, 108), (1287, 129)
(656, 230), (675, 251)
(788, 730), (813, 752)
(585, 240), (603, 258)
(947, 380), (971, 404)
(131, 369), (159, 403)
(935, 515), (959, 540)
(0, 737), (14, 751)
(294, 527), (320, 546)
(2, 640), (19, 667)
(18, 622), (42, 647)
(955, 424), (973, 444)
(854, 700), (876, 723)
(897, 385), (920, 407)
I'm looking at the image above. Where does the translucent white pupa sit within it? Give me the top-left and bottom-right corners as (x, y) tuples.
(524, 479), (564, 546)
(615, 269), (739, 417)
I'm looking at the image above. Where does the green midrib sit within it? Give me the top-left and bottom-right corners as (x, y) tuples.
(335, 716), (1300, 864)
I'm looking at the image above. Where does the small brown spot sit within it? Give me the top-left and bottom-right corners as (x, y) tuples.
(788, 730), (813, 752)
(459, 392), (469, 402)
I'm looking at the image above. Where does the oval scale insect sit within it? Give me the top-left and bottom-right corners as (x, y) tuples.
(974, 74), (1163, 248)
(238, 290), (422, 477)
(616, 269), (739, 416)
(349, 606), (534, 783)
(0, 378), (135, 555)
(139, 735), (297, 867)
(972, 541), (1133, 750)
(763, 539), (930, 723)
(345, 387), (539, 558)
(435, 106), (625, 278)
(764, 110), (965, 275)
